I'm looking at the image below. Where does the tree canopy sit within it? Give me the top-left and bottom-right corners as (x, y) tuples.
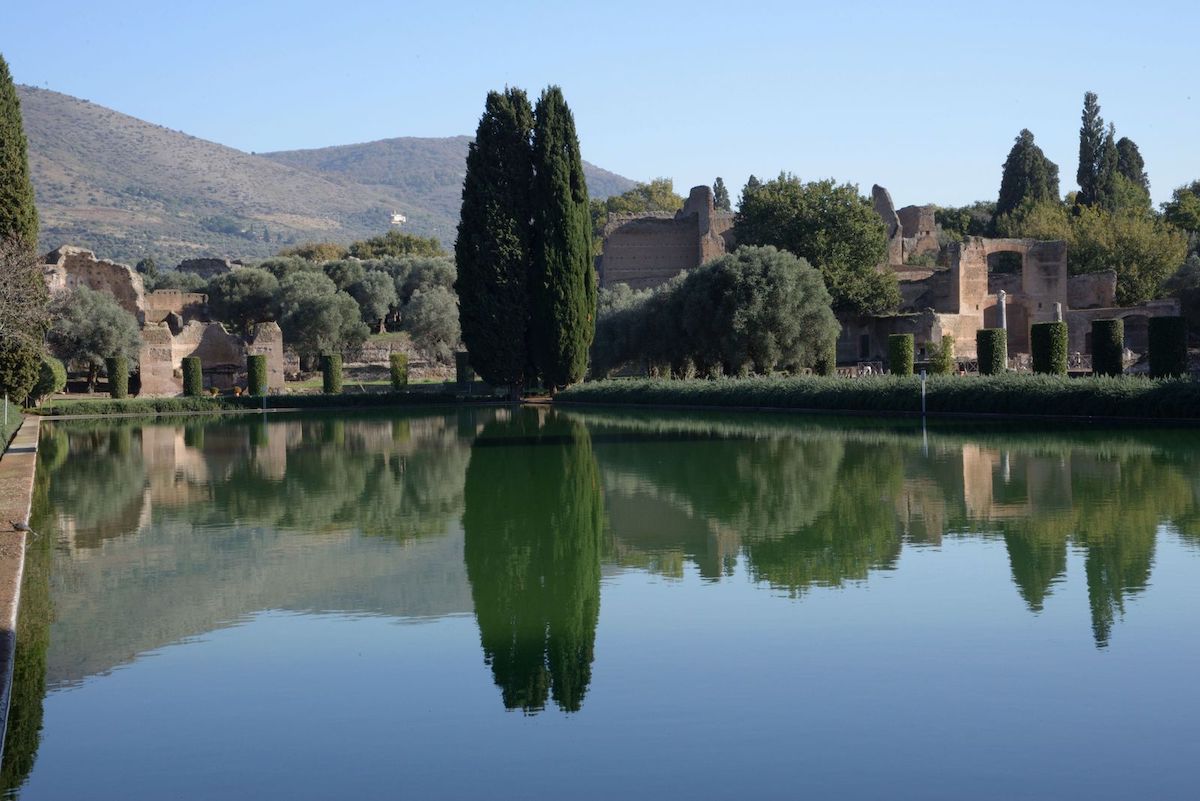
(47, 286), (140, 385)
(0, 54), (37, 245)
(206, 268), (279, 333)
(996, 129), (1060, 219)
(733, 174), (898, 316)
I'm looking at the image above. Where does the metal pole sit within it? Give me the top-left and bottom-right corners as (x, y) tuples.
(920, 369), (926, 418)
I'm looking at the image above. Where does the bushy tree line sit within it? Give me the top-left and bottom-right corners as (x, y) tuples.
(592, 246), (840, 378)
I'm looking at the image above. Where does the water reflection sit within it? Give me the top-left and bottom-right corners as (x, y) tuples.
(463, 409), (603, 714)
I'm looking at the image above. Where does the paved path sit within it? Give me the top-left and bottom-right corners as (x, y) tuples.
(0, 417), (40, 753)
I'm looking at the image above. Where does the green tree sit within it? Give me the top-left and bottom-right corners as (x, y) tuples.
(349, 270), (397, 333)
(148, 270), (206, 292)
(1116, 137), (1149, 196)
(134, 257), (158, 279)
(733, 174), (898, 316)
(403, 285), (460, 365)
(274, 271), (368, 362)
(277, 242), (347, 261)
(454, 88), (535, 394)
(996, 129), (1060, 218)
(0, 237), (48, 369)
(206, 267), (279, 333)
(347, 230), (445, 259)
(47, 286), (141, 389)
(712, 177), (731, 211)
(530, 86), (595, 389)
(936, 201), (996, 241)
(322, 259), (366, 292)
(1096, 123), (1121, 210)
(1076, 91), (1106, 207)
(0, 54), (37, 245)
(1163, 181), (1200, 235)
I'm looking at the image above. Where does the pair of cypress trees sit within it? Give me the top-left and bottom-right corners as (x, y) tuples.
(455, 86), (594, 396)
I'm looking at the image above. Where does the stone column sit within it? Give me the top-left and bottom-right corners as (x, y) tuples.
(998, 290), (1008, 330)
(1053, 302), (1063, 322)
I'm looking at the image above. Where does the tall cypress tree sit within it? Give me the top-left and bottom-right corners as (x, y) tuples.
(1096, 123), (1120, 210)
(0, 54), (37, 246)
(713, 177), (731, 211)
(996, 129), (1060, 217)
(1116, 136), (1149, 195)
(454, 88), (534, 396)
(530, 86), (594, 390)
(1076, 91), (1105, 207)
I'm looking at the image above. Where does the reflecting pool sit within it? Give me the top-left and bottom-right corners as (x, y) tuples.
(4, 408), (1200, 799)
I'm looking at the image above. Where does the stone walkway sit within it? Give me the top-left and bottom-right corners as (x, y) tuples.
(0, 416), (40, 751)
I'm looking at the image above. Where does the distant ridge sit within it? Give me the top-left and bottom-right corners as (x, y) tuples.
(18, 86), (637, 265)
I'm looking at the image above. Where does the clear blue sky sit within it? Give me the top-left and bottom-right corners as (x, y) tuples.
(4, 0), (1197, 206)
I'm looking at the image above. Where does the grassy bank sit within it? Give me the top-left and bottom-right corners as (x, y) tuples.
(36, 389), (497, 417)
(1, 397), (21, 447)
(557, 375), (1200, 420)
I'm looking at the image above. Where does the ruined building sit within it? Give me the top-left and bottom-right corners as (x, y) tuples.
(871, 185), (940, 266)
(44, 246), (285, 395)
(598, 185), (734, 289)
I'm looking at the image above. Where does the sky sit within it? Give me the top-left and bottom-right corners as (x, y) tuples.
(3, 0), (1197, 207)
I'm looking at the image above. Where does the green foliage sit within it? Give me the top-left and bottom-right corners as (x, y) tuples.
(935, 202), (996, 241)
(977, 329), (1008, 375)
(530, 86), (595, 389)
(592, 246), (839, 378)
(29, 355), (66, 404)
(997, 129), (1060, 218)
(134, 257), (157, 278)
(0, 238), (49, 360)
(147, 270), (207, 292)
(1092, 319), (1124, 377)
(887, 334), (914, 376)
(206, 267), (279, 332)
(348, 270), (397, 330)
(389, 352), (408, 389)
(1148, 316), (1187, 378)
(321, 353), (343, 394)
(929, 335), (955, 375)
(559, 374), (1200, 420)
(1163, 254), (1200, 335)
(1116, 137), (1149, 196)
(404, 285), (460, 363)
(813, 339), (837, 376)
(34, 391), (478, 416)
(712, 177), (731, 211)
(274, 271), (369, 360)
(247, 354), (267, 395)
(347, 230), (445, 260)
(455, 351), (474, 386)
(455, 88), (535, 391)
(47, 286), (140, 383)
(0, 339), (39, 404)
(1077, 91), (1105, 208)
(1031, 321), (1068, 375)
(0, 55), (37, 245)
(322, 259), (365, 292)
(1163, 181), (1200, 234)
(104, 356), (129, 398)
(182, 357), (203, 396)
(277, 242), (347, 262)
(733, 174), (898, 316)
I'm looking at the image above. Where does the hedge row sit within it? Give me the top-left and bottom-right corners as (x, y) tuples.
(1031, 322), (1068, 375)
(36, 390), (490, 417)
(976, 329), (1007, 375)
(557, 374), (1200, 420)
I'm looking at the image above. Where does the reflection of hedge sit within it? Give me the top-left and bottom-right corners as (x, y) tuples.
(1092, 319), (1124, 377)
(321, 354), (343, 395)
(888, 334), (914, 376)
(1148, 316), (1187, 378)
(976, 329), (1007, 375)
(182, 357), (203, 397)
(558, 374), (1200, 419)
(247, 355), (267, 396)
(390, 353), (408, 389)
(105, 356), (129, 399)
(1031, 322), (1068, 375)
(36, 390), (487, 416)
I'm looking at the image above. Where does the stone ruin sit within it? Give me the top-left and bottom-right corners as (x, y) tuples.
(43, 246), (285, 396)
(872, 185), (939, 267)
(598, 185), (734, 289)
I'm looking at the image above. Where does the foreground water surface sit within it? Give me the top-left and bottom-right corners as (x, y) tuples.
(4, 407), (1200, 800)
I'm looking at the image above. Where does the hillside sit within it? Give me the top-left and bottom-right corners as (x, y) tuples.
(18, 86), (637, 265)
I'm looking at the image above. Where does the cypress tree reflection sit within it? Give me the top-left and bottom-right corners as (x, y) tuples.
(463, 410), (603, 714)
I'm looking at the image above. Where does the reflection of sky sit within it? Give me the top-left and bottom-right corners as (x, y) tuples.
(23, 533), (1200, 801)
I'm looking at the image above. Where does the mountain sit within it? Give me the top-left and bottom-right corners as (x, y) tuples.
(18, 86), (637, 265)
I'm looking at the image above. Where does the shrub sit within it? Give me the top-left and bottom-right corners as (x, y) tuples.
(182, 357), (203, 397)
(0, 339), (40, 404)
(1031, 321), (1068, 375)
(247, 354), (267, 396)
(105, 356), (129, 399)
(976, 329), (1007, 375)
(321, 353), (343, 394)
(455, 351), (474, 386)
(813, 340), (837, 376)
(1092, 319), (1124, 377)
(1148, 316), (1187, 378)
(887, 334), (914, 376)
(929, 335), (955, 375)
(390, 353), (408, 389)
(29, 355), (66, 405)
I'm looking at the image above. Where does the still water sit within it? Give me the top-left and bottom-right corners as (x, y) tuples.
(4, 407), (1200, 800)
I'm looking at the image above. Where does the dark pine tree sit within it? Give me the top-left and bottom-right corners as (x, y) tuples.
(1096, 123), (1121, 210)
(454, 88), (535, 396)
(1116, 136), (1149, 195)
(1076, 91), (1105, 207)
(530, 86), (594, 390)
(996, 129), (1061, 217)
(0, 54), (38, 245)
(712, 176), (731, 211)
